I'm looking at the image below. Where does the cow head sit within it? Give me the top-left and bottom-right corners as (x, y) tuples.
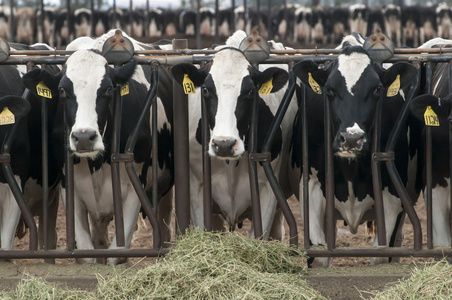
(23, 49), (137, 159)
(293, 46), (416, 159)
(172, 48), (288, 161)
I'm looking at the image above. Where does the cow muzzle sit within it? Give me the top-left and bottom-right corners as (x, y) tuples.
(70, 128), (103, 157)
(210, 137), (240, 159)
(336, 131), (366, 158)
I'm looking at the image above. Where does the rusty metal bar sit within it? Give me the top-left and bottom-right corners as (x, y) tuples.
(302, 85), (310, 249)
(41, 86), (49, 253)
(249, 91), (263, 239)
(425, 62), (433, 249)
(202, 92), (213, 232)
(371, 92), (387, 246)
(324, 88), (335, 250)
(111, 84), (125, 248)
(172, 39), (190, 235)
(261, 72), (298, 246)
(0, 248), (169, 259)
(304, 248), (452, 258)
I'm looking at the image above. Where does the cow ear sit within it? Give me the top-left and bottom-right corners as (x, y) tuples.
(381, 62), (417, 91)
(257, 67), (288, 93)
(109, 59), (138, 85)
(410, 94), (451, 123)
(292, 60), (328, 89)
(171, 63), (207, 87)
(22, 68), (62, 99)
(0, 95), (31, 120)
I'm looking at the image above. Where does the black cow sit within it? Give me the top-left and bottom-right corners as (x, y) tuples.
(436, 3), (452, 40)
(22, 30), (174, 265)
(290, 44), (417, 267)
(349, 4), (369, 37)
(330, 7), (349, 44)
(179, 9), (196, 36)
(420, 6), (436, 45)
(37, 7), (57, 47)
(383, 4), (402, 47)
(402, 6), (421, 47)
(367, 8), (385, 39)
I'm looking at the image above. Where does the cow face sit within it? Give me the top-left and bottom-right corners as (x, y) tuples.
(294, 46), (416, 159)
(172, 48), (288, 160)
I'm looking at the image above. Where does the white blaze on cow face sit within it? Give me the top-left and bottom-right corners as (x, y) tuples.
(208, 50), (251, 159)
(65, 50), (109, 158)
(337, 52), (370, 96)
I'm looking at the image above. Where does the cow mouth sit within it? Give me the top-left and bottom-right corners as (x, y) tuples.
(72, 149), (102, 159)
(336, 149), (360, 159)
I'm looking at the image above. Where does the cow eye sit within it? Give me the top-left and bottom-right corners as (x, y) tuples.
(326, 87), (335, 96)
(374, 85), (382, 96)
(202, 86), (209, 97)
(59, 87), (66, 98)
(106, 86), (113, 95)
(248, 89), (254, 97)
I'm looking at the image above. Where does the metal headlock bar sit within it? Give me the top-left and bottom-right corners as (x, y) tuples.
(0, 31), (451, 261)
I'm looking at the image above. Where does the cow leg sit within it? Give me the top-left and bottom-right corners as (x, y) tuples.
(430, 183), (451, 248)
(370, 188), (403, 265)
(89, 213), (110, 265)
(108, 191), (141, 266)
(250, 184), (277, 240)
(157, 188), (173, 247)
(189, 179), (204, 230)
(0, 186), (21, 253)
(269, 208), (285, 241)
(300, 173), (330, 268)
(73, 196), (95, 264)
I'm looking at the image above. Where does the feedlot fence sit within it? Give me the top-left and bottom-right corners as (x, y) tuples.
(0, 35), (451, 262)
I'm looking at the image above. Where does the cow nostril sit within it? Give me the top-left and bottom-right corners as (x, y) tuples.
(339, 134), (346, 144)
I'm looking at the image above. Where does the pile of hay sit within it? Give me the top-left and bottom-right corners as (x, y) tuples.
(366, 259), (452, 299)
(1, 230), (324, 300)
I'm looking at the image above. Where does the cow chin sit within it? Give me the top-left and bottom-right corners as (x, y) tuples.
(72, 149), (103, 160)
(335, 150), (360, 160)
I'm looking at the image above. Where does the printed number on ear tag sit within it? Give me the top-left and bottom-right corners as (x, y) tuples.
(258, 79), (273, 96)
(183, 74), (195, 94)
(0, 107), (15, 125)
(308, 73), (322, 94)
(120, 82), (129, 96)
(387, 75), (400, 97)
(36, 81), (52, 99)
(424, 106), (439, 126)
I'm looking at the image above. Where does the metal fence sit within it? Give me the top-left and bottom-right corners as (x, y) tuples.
(0, 32), (452, 262)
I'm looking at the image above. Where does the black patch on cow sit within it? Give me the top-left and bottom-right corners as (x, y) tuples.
(195, 75), (218, 145)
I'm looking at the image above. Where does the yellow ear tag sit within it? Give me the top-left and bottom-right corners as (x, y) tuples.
(36, 81), (52, 99)
(0, 107), (15, 125)
(258, 78), (273, 96)
(183, 74), (196, 94)
(120, 82), (129, 96)
(308, 72), (322, 94)
(424, 106), (440, 126)
(387, 74), (400, 97)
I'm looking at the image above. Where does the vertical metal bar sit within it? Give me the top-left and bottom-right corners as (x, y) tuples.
(202, 93), (213, 232)
(112, 0), (117, 26)
(371, 92), (386, 246)
(64, 105), (75, 251)
(129, 0), (133, 36)
(243, 0), (247, 32)
(302, 85), (310, 249)
(215, 0), (219, 44)
(66, 0), (72, 44)
(151, 89), (158, 212)
(425, 62), (433, 249)
(90, 0), (95, 36)
(41, 94), (49, 252)
(196, 0), (201, 49)
(172, 39), (191, 235)
(40, 0), (45, 44)
(249, 91), (263, 239)
(324, 89), (335, 250)
(145, 0), (149, 37)
(267, 0), (271, 39)
(111, 87), (125, 247)
(257, 0), (261, 33)
(9, 0), (14, 42)
(231, 0), (235, 33)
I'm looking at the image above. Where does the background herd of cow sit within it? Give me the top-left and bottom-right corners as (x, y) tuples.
(0, 2), (452, 49)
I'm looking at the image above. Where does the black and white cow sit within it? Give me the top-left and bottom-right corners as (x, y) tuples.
(218, 9), (233, 37)
(55, 8), (74, 48)
(200, 7), (215, 36)
(37, 7), (56, 47)
(125, 9), (144, 38)
(74, 8), (92, 38)
(23, 30), (174, 265)
(162, 9), (179, 36)
(330, 7), (349, 44)
(93, 10), (109, 37)
(171, 30), (297, 240)
(179, 9), (196, 36)
(16, 7), (36, 45)
(349, 4), (368, 37)
(290, 41), (417, 267)
(367, 8), (385, 40)
(436, 3), (452, 40)
(0, 6), (11, 41)
(409, 38), (452, 250)
(383, 4), (402, 47)
(293, 6), (312, 44)
(402, 6), (420, 48)
(420, 6), (436, 45)
(311, 6), (328, 45)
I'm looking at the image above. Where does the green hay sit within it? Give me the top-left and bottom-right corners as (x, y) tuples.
(97, 230), (322, 299)
(0, 230), (324, 300)
(365, 259), (452, 300)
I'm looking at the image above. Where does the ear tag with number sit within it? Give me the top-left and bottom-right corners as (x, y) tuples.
(308, 72), (322, 94)
(183, 74), (196, 94)
(424, 106), (440, 126)
(120, 82), (129, 96)
(387, 74), (400, 97)
(258, 78), (273, 96)
(0, 107), (15, 125)
(36, 81), (52, 99)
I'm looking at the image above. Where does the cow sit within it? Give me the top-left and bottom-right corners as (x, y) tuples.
(171, 30), (297, 240)
(0, 6), (11, 42)
(37, 7), (56, 47)
(409, 38), (452, 251)
(271, 5), (295, 41)
(367, 8), (385, 40)
(419, 6), (436, 45)
(55, 8), (74, 48)
(349, 4), (368, 37)
(179, 9), (196, 36)
(311, 6), (328, 45)
(402, 6), (420, 48)
(16, 7), (36, 45)
(218, 9), (233, 37)
(383, 4), (402, 47)
(93, 10), (109, 37)
(74, 8), (92, 38)
(108, 8), (127, 33)
(330, 7), (349, 44)
(293, 6), (312, 44)
(436, 3), (452, 40)
(200, 7), (215, 36)
(290, 39), (418, 267)
(125, 9), (144, 38)
(22, 30), (174, 265)
(162, 9), (179, 36)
